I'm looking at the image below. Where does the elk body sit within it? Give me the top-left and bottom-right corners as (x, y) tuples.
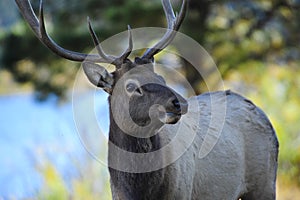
(16, 0), (279, 199)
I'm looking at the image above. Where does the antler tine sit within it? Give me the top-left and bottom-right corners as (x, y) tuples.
(163, 0), (176, 29)
(141, 0), (187, 60)
(88, 19), (133, 67)
(15, 0), (41, 37)
(116, 25), (133, 67)
(15, 0), (109, 63)
(87, 17), (116, 63)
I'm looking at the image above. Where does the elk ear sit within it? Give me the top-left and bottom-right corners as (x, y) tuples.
(82, 62), (114, 94)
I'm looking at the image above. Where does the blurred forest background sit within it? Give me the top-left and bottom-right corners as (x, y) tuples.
(1, 0), (300, 199)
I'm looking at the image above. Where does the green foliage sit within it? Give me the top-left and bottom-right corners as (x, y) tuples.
(38, 164), (69, 200)
(37, 160), (112, 199)
(1, 0), (299, 99)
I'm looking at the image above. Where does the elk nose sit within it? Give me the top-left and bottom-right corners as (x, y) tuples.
(172, 98), (188, 114)
(172, 99), (181, 111)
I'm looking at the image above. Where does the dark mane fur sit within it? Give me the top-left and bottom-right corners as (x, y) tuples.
(108, 102), (169, 200)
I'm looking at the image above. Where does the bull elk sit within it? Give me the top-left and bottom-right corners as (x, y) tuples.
(15, 0), (279, 199)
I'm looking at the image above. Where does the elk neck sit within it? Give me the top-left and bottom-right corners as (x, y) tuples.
(107, 98), (171, 200)
(108, 101), (162, 153)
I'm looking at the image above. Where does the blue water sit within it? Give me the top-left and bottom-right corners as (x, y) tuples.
(0, 92), (109, 198)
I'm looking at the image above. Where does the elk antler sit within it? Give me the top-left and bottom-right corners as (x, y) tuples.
(87, 18), (133, 67)
(15, 0), (132, 65)
(141, 0), (188, 60)
(15, 0), (186, 66)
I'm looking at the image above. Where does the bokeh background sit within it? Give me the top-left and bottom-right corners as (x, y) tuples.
(0, 0), (300, 199)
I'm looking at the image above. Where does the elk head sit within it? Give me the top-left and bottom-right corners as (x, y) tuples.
(15, 0), (188, 134)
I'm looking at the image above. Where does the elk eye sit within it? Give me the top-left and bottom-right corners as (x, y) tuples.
(126, 82), (143, 95)
(126, 83), (136, 93)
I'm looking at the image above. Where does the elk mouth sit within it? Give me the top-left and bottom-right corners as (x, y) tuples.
(164, 112), (182, 124)
(158, 105), (188, 125)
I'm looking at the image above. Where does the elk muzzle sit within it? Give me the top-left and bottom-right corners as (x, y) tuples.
(159, 95), (188, 124)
